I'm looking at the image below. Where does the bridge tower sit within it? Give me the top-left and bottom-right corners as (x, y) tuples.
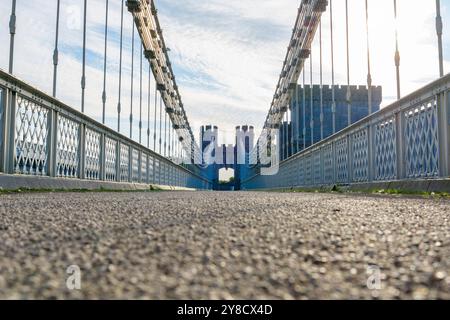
(200, 125), (220, 188)
(234, 125), (255, 191)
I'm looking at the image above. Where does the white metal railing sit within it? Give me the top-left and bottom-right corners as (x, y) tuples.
(0, 69), (212, 190)
(242, 74), (450, 189)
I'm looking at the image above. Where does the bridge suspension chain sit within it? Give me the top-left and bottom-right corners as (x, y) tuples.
(127, 0), (202, 164)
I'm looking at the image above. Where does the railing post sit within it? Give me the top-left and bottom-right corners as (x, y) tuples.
(100, 133), (106, 181)
(332, 142), (336, 186)
(0, 88), (8, 173)
(138, 150), (142, 183)
(159, 160), (162, 185)
(320, 148), (324, 186)
(79, 124), (86, 179)
(438, 91), (450, 177)
(368, 123), (374, 182)
(146, 155), (149, 184)
(128, 146), (132, 183)
(4, 90), (16, 174)
(115, 142), (121, 182)
(47, 109), (58, 177)
(395, 110), (405, 180)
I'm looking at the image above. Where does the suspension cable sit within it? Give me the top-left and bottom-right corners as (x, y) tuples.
(310, 48), (314, 147)
(296, 83), (300, 153)
(173, 126), (176, 159)
(117, 0), (124, 133)
(81, 0), (87, 113)
(330, 0), (336, 134)
(394, 0), (401, 99)
(436, 0), (444, 77)
(102, 0), (109, 124)
(8, 0), (17, 74)
(319, 20), (324, 141)
(164, 109), (168, 157)
(130, 23), (135, 139)
(168, 118), (171, 158)
(159, 94), (163, 155)
(139, 43), (143, 144)
(302, 69), (306, 151)
(290, 95), (294, 157)
(147, 63), (151, 149)
(52, 0), (61, 97)
(286, 109), (289, 159)
(345, 0), (352, 126)
(365, 0), (373, 114)
(153, 86), (158, 152)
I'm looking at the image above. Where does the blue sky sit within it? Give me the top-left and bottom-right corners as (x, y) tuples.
(0, 0), (449, 148)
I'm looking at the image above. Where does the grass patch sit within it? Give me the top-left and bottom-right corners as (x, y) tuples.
(0, 186), (163, 195)
(372, 189), (450, 198)
(264, 186), (450, 198)
(267, 185), (344, 194)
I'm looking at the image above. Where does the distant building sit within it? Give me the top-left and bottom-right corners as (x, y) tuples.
(280, 84), (382, 160)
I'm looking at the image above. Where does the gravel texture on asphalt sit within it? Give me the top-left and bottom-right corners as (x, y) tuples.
(0, 191), (449, 299)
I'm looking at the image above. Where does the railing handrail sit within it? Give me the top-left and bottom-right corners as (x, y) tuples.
(0, 68), (211, 184)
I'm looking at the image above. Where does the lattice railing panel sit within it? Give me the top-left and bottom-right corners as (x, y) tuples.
(163, 162), (168, 185)
(148, 156), (154, 183)
(141, 153), (147, 183)
(323, 143), (334, 184)
(304, 155), (312, 186)
(56, 115), (79, 178)
(298, 158), (304, 186)
(154, 159), (160, 183)
(290, 162), (296, 186)
(313, 150), (322, 185)
(335, 137), (348, 183)
(14, 96), (49, 175)
(84, 128), (101, 180)
(120, 144), (129, 182)
(105, 137), (117, 182)
(404, 99), (440, 178)
(352, 128), (369, 183)
(374, 117), (397, 181)
(132, 149), (140, 182)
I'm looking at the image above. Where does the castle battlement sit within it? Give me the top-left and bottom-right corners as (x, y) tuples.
(296, 84), (382, 103)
